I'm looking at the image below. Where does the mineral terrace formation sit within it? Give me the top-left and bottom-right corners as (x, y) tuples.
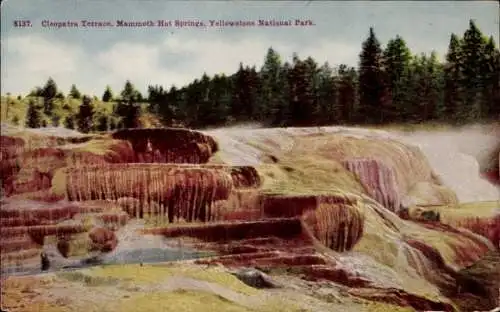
(1, 125), (499, 311)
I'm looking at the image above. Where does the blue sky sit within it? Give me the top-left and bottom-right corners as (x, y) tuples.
(1, 1), (498, 96)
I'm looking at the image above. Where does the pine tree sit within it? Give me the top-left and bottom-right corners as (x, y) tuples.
(383, 35), (412, 122)
(269, 62), (291, 127)
(121, 81), (134, 102)
(219, 73), (235, 122)
(95, 115), (109, 131)
(247, 66), (261, 121)
(120, 80), (141, 103)
(480, 36), (500, 120)
(259, 47), (283, 124)
(42, 78), (57, 100)
(147, 85), (175, 125)
(147, 85), (162, 115)
(147, 85), (164, 108)
(29, 87), (44, 97)
(231, 63), (259, 121)
(337, 65), (358, 124)
(304, 56), (321, 124)
(316, 62), (338, 125)
(183, 79), (203, 127)
(461, 20), (487, 122)
(25, 100), (42, 128)
(64, 116), (75, 129)
(196, 73), (214, 127)
(199, 74), (230, 126)
(69, 84), (82, 99)
(42, 77), (58, 115)
(167, 86), (182, 125)
(288, 55), (316, 126)
(409, 53), (442, 122)
(231, 63), (248, 120)
(116, 81), (142, 128)
(109, 118), (117, 131)
(443, 33), (464, 123)
(121, 103), (141, 129)
(358, 27), (387, 124)
(426, 52), (445, 121)
(51, 115), (61, 127)
(102, 86), (114, 102)
(76, 96), (94, 133)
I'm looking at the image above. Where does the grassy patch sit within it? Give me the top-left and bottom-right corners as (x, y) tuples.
(105, 289), (307, 312)
(361, 122), (454, 133)
(4, 301), (69, 312)
(109, 290), (254, 312)
(258, 156), (365, 196)
(86, 263), (259, 295)
(1, 276), (69, 312)
(57, 271), (120, 287)
(0, 95), (122, 128)
(225, 132), (368, 197)
(362, 302), (415, 312)
(62, 137), (120, 156)
(450, 201), (499, 218)
(413, 200), (500, 222)
(352, 232), (399, 268)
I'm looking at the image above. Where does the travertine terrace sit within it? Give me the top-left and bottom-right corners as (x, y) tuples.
(1, 124), (499, 312)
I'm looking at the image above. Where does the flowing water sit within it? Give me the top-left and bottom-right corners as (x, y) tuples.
(1, 220), (213, 276)
(103, 220), (214, 264)
(390, 126), (499, 203)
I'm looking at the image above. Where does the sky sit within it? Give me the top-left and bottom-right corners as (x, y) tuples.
(1, 0), (499, 97)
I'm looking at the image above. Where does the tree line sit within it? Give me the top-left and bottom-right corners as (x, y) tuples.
(14, 21), (500, 133)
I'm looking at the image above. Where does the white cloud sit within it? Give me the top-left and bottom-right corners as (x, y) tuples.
(92, 36), (299, 92)
(95, 42), (165, 91)
(5, 35), (80, 73)
(158, 36), (295, 86)
(1, 35), (83, 95)
(300, 41), (360, 66)
(2, 33), (361, 96)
